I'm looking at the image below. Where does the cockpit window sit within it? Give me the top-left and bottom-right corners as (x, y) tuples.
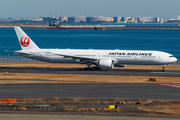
(169, 56), (174, 58)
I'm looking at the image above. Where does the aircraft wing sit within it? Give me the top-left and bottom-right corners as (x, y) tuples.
(52, 53), (98, 62)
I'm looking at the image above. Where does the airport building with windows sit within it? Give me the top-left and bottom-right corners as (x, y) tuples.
(59, 17), (68, 22)
(43, 17), (52, 22)
(113, 17), (126, 22)
(138, 17), (160, 23)
(68, 17), (85, 22)
(86, 16), (113, 22)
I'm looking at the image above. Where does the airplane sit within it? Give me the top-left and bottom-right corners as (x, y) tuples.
(7, 26), (177, 71)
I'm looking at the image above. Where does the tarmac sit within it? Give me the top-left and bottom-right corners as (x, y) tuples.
(1, 114), (180, 120)
(0, 67), (180, 76)
(0, 66), (179, 100)
(0, 67), (180, 119)
(0, 83), (179, 100)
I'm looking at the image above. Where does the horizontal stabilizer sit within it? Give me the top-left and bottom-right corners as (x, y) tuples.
(5, 50), (32, 56)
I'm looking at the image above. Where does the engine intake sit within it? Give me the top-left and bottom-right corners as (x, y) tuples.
(98, 59), (114, 69)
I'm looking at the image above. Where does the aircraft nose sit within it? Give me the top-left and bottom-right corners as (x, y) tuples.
(168, 55), (177, 63)
(175, 57), (177, 62)
(170, 57), (177, 63)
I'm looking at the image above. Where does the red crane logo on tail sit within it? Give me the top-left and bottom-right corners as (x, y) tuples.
(20, 36), (30, 47)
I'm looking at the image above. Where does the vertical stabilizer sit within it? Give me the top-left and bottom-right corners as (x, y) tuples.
(14, 27), (39, 50)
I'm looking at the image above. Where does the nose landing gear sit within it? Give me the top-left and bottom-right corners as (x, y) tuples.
(161, 64), (167, 72)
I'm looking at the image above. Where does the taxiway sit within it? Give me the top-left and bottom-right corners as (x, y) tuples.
(0, 67), (180, 76)
(0, 83), (179, 100)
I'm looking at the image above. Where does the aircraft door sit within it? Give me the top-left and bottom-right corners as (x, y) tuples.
(134, 55), (138, 60)
(158, 54), (162, 60)
(98, 53), (102, 59)
(134, 55), (140, 64)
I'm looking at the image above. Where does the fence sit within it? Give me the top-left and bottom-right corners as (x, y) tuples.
(0, 55), (40, 62)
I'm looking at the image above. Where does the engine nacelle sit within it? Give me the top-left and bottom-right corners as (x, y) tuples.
(98, 59), (114, 69)
(114, 64), (126, 67)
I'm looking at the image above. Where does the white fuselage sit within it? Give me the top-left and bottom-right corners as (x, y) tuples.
(11, 26), (177, 70)
(15, 49), (177, 65)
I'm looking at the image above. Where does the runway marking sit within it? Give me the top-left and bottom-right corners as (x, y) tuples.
(160, 84), (180, 88)
(151, 72), (180, 74)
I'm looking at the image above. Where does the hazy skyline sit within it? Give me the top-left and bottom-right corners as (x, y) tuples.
(0, 0), (180, 19)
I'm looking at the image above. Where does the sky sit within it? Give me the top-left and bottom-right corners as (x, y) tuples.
(0, 0), (180, 19)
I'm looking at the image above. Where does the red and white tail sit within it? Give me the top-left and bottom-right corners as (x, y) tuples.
(14, 27), (39, 50)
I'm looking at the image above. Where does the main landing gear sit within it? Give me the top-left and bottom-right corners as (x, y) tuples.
(84, 67), (101, 70)
(84, 63), (101, 70)
(161, 64), (167, 72)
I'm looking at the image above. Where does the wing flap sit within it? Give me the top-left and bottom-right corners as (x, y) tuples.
(53, 53), (98, 62)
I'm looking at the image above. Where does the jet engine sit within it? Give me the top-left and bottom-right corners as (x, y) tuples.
(114, 64), (126, 67)
(98, 59), (114, 69)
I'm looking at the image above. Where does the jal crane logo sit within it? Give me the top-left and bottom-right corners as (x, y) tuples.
(20, 36), (30, 47)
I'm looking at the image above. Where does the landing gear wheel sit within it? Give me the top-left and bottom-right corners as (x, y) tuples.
(91, 67), (101, 70)
(84, 67), (94, 71)
(161, 64), (167, 72)
(84, 67), (101, 71)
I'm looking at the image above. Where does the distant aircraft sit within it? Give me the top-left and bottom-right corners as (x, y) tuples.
(8, 27), (177, 71)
